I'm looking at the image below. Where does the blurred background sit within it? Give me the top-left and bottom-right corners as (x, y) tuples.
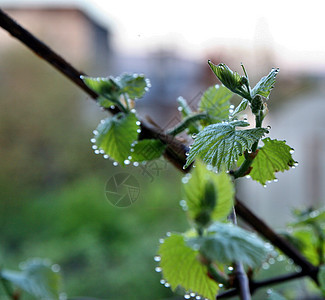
(0, 0), (324, 299)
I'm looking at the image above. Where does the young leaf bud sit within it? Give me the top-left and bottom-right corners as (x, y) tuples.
(251, 95), (263, 115)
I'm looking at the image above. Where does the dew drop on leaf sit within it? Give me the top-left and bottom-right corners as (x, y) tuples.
(93, 130), (98, 135)
(268, 258), (275, 264)
(190, 292), (196, 297)
(137, 129), (141, 133)
(192, 133), (197, 139)
(94, 150), (100, 154)
(103, 155), (109, 159)
(218, 284), (224, 288)
(228, 266), (234, 271)
(184, 294), (190, 299)
(92, 145), (98, 150)
(290, 149), (295, 154)
(133, 162), (139, 167)
(155, 267), (162, 272)
(195, 296), (201, 300)
(124, 159), (130, 165)
(164, 282), (170, 288)
(178, 106), (183, 111)
(113, 161), (119, 167)
(166, 232), (171, 237)
(160, 279), (166, 285)
(154, 255), (161, 262)
(100, 149), (105, 154)
(262, 262), (270, 270)
(90, 138), (96, 143)
(159, 238), (165, 244)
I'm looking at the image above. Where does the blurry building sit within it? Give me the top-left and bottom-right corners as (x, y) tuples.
(0, 6), (111, 74)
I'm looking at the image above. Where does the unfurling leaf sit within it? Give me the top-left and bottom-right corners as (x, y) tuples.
(183, 160), (234, 226)
(208, 61), (251, 100)
(184, 121), (268, 171)
(187, 222), (268, 268)
(158, 233), (219, 300)
(81, 76), (121, 107)
(248, 138), (296, 185)
(199, 85), (232, 124)
(115, 73), (150, 99)
(231, 98), (249, 118)
(251, 68), (279, 99)
(131, 139), (166, 162)
(94, 112), (139, 165)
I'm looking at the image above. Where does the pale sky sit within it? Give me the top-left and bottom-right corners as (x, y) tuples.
(2, 0), (325, 72)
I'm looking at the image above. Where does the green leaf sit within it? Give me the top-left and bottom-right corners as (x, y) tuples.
(291, 208), (325, 226)
(231, 98), (249, 117)
(208, 61), (251, 100)
(94, 112), (139, 165)
(199, 85), (232, 124)
(1, 259), (61, 299)
(131, 139), (166, 162)
(185, 121), (268, 171)
(251, 68), (279, 99)
(318, 265), (325, 296)
(114, 73), (150, 99)
(183, 160), (234, 226)
(81, 76), (121, 107)
(187, 222), (268, 268)
(158, 233), (219, 300)
(249, 138), (296, 185)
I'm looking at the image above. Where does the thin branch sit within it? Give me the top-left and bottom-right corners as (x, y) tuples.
(0, 8), (320, 292)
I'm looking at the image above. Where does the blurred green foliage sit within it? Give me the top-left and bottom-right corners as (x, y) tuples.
(0, 50), (187, 299)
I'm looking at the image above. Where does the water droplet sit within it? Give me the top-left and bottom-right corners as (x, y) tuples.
(113, 161), (118, 167)
(229, 104), (235, 109)
(190, 292), (196, 297)
(103, 155), (109, 159)
(285, 265), (292, 271)
(185, 152), (189, 156)
(144, 87), (149, 92)
(195, 296), (201, 300)
(159, 238), (164, 244)
(267, 125), (271, 130)
(294, 162), (299, 167)
(164, 282), (170, 288)
(100, 119), (105, 124)
(265, 243), (274, 251)
(229, 109), (234, 114)
(90, 138), (96, 143)
(93, 130), (98, 135)
(137, 129), (141, 133)
(290, 149), (295, 154)
(207, 165), (213, 171)
(92, 145), (98, 150)
(166, 232), (171, 237)
(274, 178), (279, 182)
(184, 294), (190, 299)
(110, 105), (115, 109)
(51, 264), (60, 272)
(133, 162), (139, 167)
(245, 175), (251, 179)
(192, 133), (197, 139)
(128, 156), (132, 160)
(228, 266), (234, 271)
(262, 262), (269, 270)
(155, 267), (162, 272)
(310, 210), (320, 218)
(178, 106), (183, 111)
(267, 289), (273, 295)
(100, 149), (105, 154)
(94, 150), (100, 154)
(154, 256), (161, 262)
(130, 148), (135, 152)
(277, 255), (285, 262)
(295, 266), (302, 272)
(268, 258), (275, 265)
(218, 283), (224, 288)
(288, 258), (294, 265)
(131, 108), (136, 113)
(136, 121), (141, 126)
(124, 159), (130, 165)
(160, 279), (166, 285)
(263, 185), (267, 188)
(182, 177), (189, 184)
